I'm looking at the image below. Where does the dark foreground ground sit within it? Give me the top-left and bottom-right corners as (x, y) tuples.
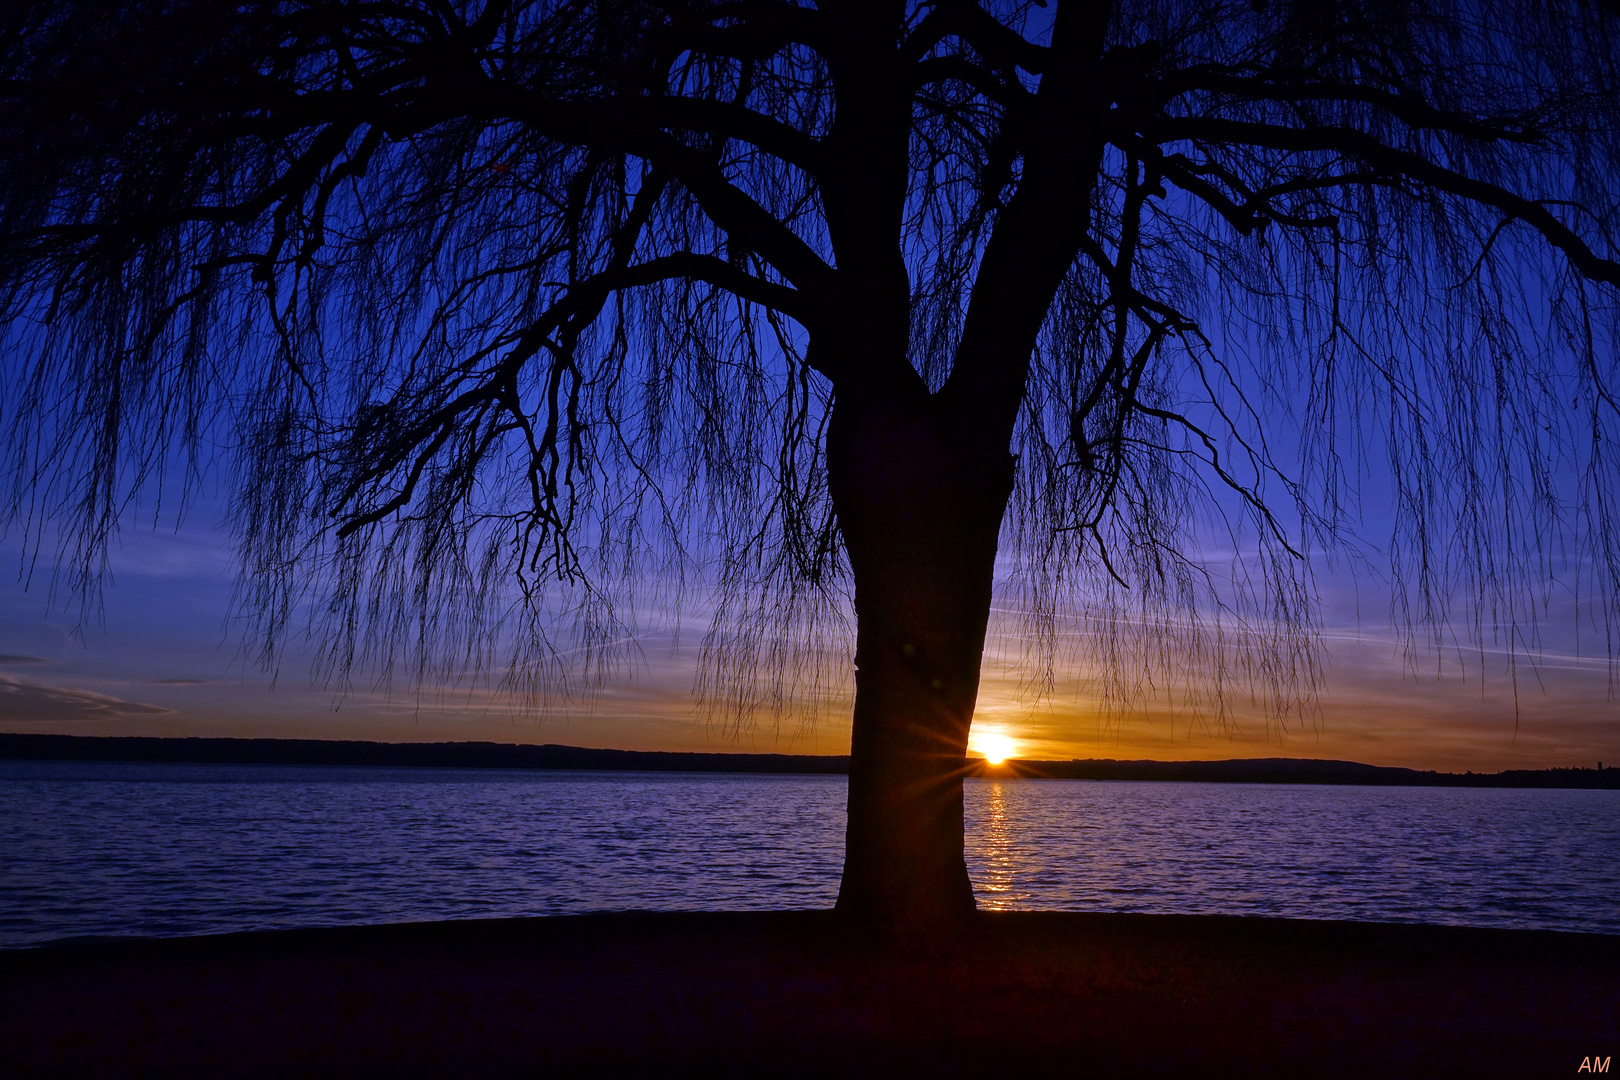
(2, 911), (1614, 1078)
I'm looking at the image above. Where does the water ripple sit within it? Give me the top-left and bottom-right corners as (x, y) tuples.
(965, 778), (1620, 934)
(1, 762), (1615, 946)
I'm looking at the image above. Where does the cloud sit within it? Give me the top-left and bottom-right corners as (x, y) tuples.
(0, 654), (56, 666)
(146, 677), (210, 686)
(0, 675), (175, 721)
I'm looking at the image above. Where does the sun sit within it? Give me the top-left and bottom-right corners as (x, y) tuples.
(972, 731), (1016, 766)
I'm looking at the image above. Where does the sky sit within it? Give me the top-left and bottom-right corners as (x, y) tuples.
(1, 500), (1616, 773)
(1, 2), (1615, 774)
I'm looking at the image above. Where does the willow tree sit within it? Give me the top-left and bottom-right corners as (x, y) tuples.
(3, 0), (1618, 925)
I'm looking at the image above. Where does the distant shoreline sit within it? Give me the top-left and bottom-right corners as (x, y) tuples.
(1, 732), (1615, 788)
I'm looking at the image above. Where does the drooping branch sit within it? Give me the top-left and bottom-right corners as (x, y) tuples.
(901, 0), (1051, 74)
(1157, 116), (1620, 286)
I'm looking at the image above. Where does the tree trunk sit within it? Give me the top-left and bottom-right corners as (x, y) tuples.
(828, 389), (1016, 929)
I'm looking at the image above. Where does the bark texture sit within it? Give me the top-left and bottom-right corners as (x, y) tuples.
(828, 390), (1017, 928)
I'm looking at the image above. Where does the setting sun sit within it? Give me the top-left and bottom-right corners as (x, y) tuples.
(972, 731), (1017, 765)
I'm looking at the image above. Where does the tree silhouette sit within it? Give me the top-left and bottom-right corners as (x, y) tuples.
(3, 0), (1618, 926)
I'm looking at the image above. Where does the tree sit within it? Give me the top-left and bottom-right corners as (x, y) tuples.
(2, 0), (1618, 928)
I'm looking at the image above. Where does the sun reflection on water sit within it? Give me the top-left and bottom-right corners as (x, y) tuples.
(974, 780), (1023, 907)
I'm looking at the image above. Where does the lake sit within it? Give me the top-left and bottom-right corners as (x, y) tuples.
(2, 760), (1616, 947)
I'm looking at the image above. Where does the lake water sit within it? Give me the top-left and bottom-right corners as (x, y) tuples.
(2, 760), (1616, 947)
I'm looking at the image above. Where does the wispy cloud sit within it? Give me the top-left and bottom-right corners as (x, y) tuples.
(0, 654), (55, 666)
(0, 675), (174, 720)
